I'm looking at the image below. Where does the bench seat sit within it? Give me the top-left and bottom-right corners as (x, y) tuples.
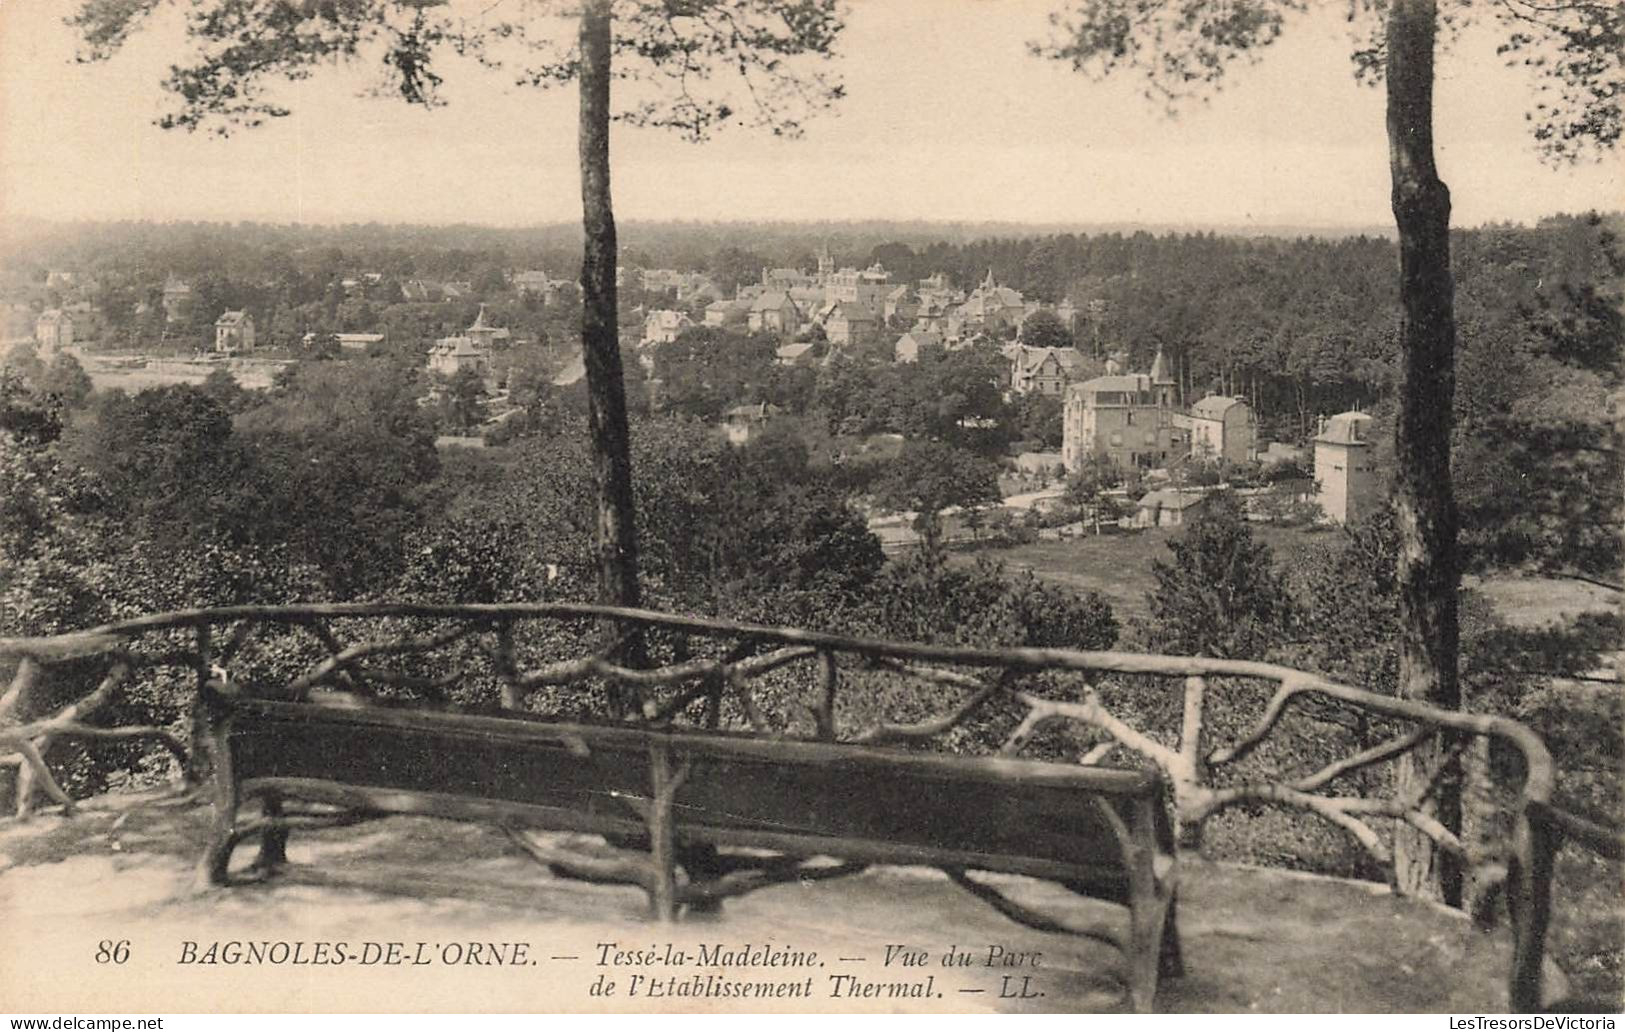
(202, 694), (1183, 1011)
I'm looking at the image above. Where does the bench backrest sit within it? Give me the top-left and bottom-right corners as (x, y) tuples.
(223, 696), (1170, 882)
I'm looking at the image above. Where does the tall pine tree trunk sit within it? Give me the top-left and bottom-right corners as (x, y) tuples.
(1386, 0), (1463, 906)
(579, 0), (645, 708)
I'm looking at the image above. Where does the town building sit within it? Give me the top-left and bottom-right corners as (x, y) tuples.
(819, 300), (879, 347)
(775, 342), (816, 366)
(825, 263), (892, 307)
(1313, 411), (1379, 524)
(464, 305), (511, 349)
(722, 402), (781, 445)
(162, 276), (192, 323)
(1062, 349), (1259, 473)
(641, 309), (693, 346)
(213, 310), (255, 352)
(893, 329), (943, 364)
(1009, 345), (1086, 396)
(427, 334), (488, 378)
(883, 286), (918, 325)
(511, 270), (550, 294)
(34, 309), (73, 352)
(334, 333), (386, 352)
(761, 267), (818, 292)
(1186, 394), (1259, 465)
(1061, 349), (1182, 470)
(704, 298), (748, 327)
(1134, 488), (1210, 528)
(955, 270), (1027, 334)
(748, 293), (802, 337)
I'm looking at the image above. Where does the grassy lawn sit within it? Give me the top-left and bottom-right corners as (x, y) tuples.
(951, 523), (1336, 625)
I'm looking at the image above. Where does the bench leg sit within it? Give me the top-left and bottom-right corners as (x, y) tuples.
(202, 809), (238, 886)
(200, 714), (238, 887)
(645, 743), (688, 922)
(1127, 886), (1174, 1013)
(257, 795), (288, 874)
(677, 843), (725, 917)
(1158, 894), (1184, 980)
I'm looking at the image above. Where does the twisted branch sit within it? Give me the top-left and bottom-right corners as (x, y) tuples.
(1018, 690), (1182, 772)
(678, 859), (869, 904)
(285, 625), (478, 698)
(1288, 728), (1432, 792)
(852, 681), (1002, 745)
(944, 867), (1125, 952)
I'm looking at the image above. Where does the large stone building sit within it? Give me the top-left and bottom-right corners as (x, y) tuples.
(825, 263), (891, 307)
(1062, 349), (1257, 471)
(1313, 411), (1378, 524)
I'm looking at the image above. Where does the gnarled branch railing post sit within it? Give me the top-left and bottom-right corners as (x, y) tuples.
(1, 601), (1619, 1011)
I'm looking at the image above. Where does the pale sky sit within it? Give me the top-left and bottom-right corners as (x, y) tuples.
(0, 0), (1618, 229)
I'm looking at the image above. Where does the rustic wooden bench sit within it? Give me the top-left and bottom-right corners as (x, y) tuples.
(201, 692), (1183, 1011)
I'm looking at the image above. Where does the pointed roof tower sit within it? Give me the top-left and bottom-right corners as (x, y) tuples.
(468, 303), (489, 331)
(981, 268), (997, 291)
(1150, 347), (1174, 386)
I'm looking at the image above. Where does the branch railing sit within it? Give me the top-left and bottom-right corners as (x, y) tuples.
(1, 601), (1620, 1011)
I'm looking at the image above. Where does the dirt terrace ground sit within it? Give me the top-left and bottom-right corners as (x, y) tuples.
(0, 790), (1574, 1014)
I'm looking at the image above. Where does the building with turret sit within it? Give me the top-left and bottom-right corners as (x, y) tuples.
(464, 304), (511, 350)
(1062, 349), (1184, 470)
(1313, 411), (1378, 524)
(1062, 348), (1257, 472)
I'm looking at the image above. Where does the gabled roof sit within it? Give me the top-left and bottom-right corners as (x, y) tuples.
(1077, 373), (1151, 395)
(775, 342), (815, 362)
(827, 300), (877, 322)
(1318, 411), (1373, 445)
(432, 334), (482, 357)
(645, 309), (691, 328)
(215, 310), (251, 326)
(898, 329), (942, 349)
(1137, 488), (1208, 510)
(751, 291), (797, 313)
(1015, 346), (1084, 375)
(724, 402), (781, 421)
(1191, 394), (1247, 419)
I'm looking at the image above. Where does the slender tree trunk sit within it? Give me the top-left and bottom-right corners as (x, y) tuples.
(579, 0), (646, 705)
(1386, 0), (1462, 906)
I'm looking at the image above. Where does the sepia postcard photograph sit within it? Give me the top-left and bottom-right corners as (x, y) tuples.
(0, 0), (1620, 1020)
